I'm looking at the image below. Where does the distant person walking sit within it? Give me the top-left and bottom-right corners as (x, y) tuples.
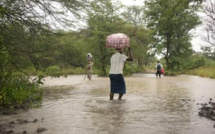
(86, 53), (93, 80)
(109, 47), (133, 100)
(86, 62), (93, 80)
(87, 53), (93, 62)
(155, 61), (163, 78)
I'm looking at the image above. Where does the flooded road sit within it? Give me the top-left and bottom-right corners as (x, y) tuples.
(1, 74), (215, 134)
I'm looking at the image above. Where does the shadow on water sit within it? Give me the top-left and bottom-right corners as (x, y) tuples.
(0, 74), (215, 134)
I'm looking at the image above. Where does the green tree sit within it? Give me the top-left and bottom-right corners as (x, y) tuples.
(55, 31), (86, 68)
(122, 5), (152, 69)
(85, 0), (127, 76)
(0, 0), (86, 108)
(144, 0), (202, 70)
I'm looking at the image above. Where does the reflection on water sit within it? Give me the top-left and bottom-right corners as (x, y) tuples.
(0, 74), (215, 134)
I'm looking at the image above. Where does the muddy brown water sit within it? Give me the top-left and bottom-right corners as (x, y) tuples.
(1, 74), (215, 134)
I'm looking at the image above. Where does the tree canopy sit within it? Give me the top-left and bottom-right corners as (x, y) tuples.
(144, 0), (202, 70)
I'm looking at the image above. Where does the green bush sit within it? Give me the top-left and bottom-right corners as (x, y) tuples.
(164, 70), (178, 76)
(0, 73), (43, 110)
(46, 66), (61, 77)
(186, 66), (215, 78)
(124, 63), (139, 76)
(65, 67), (86, 75)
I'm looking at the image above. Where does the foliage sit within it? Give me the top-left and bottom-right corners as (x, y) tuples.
(204, 58), (215, 66)
(124, 63), (140, 75)
(164, 70), (179, 76)
(201, 46), (215, 60)
(0, 0), (87, 110)
(144, 0), (202, 71)
(185, 52), (215, 78)
(84, 1), (154, 76)
(85, 0), (128, 76)
(0, 0), (88, 72)
(0, 73), (43, 110)
(122, 5), (153, 68)
(25, 66), (87, 77)
(55, 32), (87, 68)
(186, 66), (215, 78)
(46, 66), (61, 77)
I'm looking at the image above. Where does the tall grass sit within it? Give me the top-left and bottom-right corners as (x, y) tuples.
(186, 66), (215, 79)
(25, 66), (87, 77)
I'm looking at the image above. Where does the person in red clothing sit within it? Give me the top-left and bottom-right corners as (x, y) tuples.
(154, 61), (163, 78)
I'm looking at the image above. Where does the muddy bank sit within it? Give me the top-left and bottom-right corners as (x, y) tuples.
(198, 99), (215, 122)
(0, 118), (46, 134)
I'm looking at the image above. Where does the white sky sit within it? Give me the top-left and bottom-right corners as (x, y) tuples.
(114, 0), (145, 5)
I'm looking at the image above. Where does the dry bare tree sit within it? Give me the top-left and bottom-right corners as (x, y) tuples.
(202, 0), (215, 47)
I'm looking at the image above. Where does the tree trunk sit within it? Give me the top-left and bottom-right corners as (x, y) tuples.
(101, 62), (107, 76)
(165, 33), (172, 70)
(137, 56), (143, 68)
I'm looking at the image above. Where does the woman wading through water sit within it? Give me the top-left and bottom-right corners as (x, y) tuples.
(109, 47), (133, 100)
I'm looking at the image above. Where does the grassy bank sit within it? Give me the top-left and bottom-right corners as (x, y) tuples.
(186, 66), (215, 79)
(25, 66), (88, 77)
(25, 63), (139, 77)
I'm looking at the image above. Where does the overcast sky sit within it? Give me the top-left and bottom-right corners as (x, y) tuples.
(117, 0), (145, 5)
